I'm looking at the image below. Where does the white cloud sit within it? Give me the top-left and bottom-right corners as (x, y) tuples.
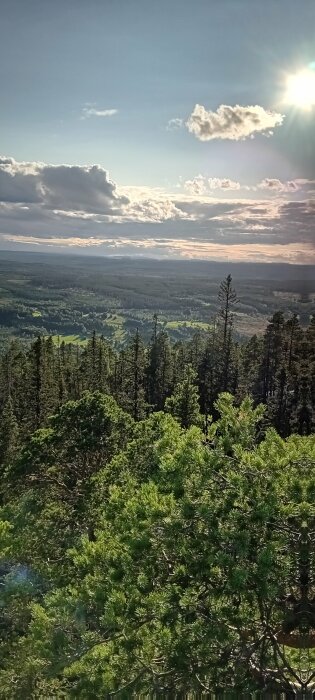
(186, 103), (285, 141)
(183, 176), (241, 195)
(166, 117), (183, 130)
(0, 156), (191, 230)
(182, 175), (308, 196)
(183, 175), (208, 195)
(124, 198), (189, 222)
(81, 106), (118, 119)
(208, 177), (241, 191)
(257, 178), (300, 193)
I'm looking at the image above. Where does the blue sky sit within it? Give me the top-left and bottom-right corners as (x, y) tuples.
(1, 0), (315, 262)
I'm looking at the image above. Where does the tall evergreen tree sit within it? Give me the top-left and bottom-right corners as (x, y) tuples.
(0, 396), (19, 469)
(239, 334), (262, 399)
(27, 336), (45, 430)
(165, 364), (202, 428)
(147, 318), (173, 411)
(197, 320), (220, 420)
(217, 275), (239, 392)
(121, 330), (147, 420)
(258, 311), (285, 404)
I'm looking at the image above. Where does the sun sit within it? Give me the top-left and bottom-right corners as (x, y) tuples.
(284, 69), (315, 110)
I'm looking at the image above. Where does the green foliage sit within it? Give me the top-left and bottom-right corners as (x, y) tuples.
(0, 267), (314, 695)
(165, 365), (202, 428)
(0, 397), (19, 469)
(1, 392), (134, 582)
(1, 278), (314, 441)
(0, 392), (313, 695)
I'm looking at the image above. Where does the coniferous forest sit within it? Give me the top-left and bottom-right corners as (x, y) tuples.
(0, 275), (315, 697)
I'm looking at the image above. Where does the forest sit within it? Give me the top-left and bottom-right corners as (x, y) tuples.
(0, 274), (315, 697)
(1, 251), (314, 352)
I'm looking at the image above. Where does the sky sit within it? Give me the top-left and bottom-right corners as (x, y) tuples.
(0, 0), (315, 263)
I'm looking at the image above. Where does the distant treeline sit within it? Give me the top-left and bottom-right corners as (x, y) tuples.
(0, 275), (314, 468)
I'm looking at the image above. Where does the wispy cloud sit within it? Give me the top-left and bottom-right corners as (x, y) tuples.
(186, 103), (284, 141)
(208, 177), (241, 191)
(3, 234), (313, 264)
(166, 117), (183, 130)
(256, 178), (300, 193)
(3, 235), (105, 247)
(183, 175), (243, 195)
(182, 175), (307, 196)
(81, 105), (118, 119)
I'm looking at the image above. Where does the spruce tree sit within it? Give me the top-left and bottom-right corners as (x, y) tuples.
(217, 274), (238, 392)
(0, 396), (19, 468)
(197, 320), (220, 420)
(147, 319), (173, 411)
(165, 364), (202, 428)
(122, 330), (147, 420)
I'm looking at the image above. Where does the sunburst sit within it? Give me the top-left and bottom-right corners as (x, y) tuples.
(283, 68), (315, 110)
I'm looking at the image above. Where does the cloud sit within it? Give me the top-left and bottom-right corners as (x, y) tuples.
(183, 175), (208, 195)
(0, 155), (314, 264)
(182, 175), (310, 196)
(3, 235), (105, 247)
(0, 156), (128, 213)
(0, 156), (41, 203)
(2, 234), (313, 264)
(295, 179), (315, 192)
(166, 117), (183, 130)
(208, 177), (241, 191)
(183, 176), (241, 195)
(40, 164), (127, 213)
(81, 106), (118, 119)
(123, 198), (189, 222)
(257, 178), (300, 193)
(186, 103), (285, 141)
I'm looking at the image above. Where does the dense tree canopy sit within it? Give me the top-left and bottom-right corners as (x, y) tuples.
(0, 307), (314, 447)
(0, 275), (314, 697)
(0, 392), (314, 697)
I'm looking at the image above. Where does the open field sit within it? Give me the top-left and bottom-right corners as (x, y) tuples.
(0, 251), (314, 350)
(50, 334), (89, 346)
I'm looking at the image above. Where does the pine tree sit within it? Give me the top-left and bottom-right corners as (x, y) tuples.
(217, 275), (239, 391)
(165, 365), (202, 428)
(0, 340), (27, 426)
(290, 317), (314, 435)
(197, 319), (220, 420)
(121, 330), (147, 420)
(84, 330), (98, 391)
(239, 334), (262, 399)
(147, 318), (173, 411)
(42, 336), (59, 419)
(258, 311), (285, 403)
(0, 396), (19, 468)
(27, 336), (44, 429)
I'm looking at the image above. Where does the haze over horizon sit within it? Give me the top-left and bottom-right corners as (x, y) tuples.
(1, 0), (315, 263)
